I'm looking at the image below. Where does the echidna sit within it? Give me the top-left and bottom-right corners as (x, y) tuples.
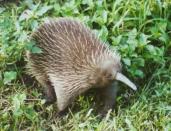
(26, 18), (137, 116)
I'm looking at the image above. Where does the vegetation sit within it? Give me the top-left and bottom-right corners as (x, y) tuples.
(0, 0), (171, 130)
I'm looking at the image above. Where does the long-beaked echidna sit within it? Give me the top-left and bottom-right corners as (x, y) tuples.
(26, 17), (137, 116)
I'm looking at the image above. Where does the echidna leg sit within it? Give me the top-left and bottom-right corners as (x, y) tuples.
(47, 74), (73, 114)
(35, 75), (56, 105)
(44, 79), (57, 105)
(98, 82), (118, 116)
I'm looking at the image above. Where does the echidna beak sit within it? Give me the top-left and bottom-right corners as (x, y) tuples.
(115, 72), (137, 91)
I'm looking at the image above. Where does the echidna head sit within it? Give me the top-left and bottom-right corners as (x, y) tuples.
(90, 59), (137, 90)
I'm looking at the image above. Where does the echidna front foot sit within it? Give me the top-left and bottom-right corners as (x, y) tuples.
(44, 81), (57, 105)
(44, 94), (56, 106)
(55, 107), (69, 118)
(97, 82), (118, 118)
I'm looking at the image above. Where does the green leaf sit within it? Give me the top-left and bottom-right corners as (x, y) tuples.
(159, 33), (169, 43)
(0, 7), (5, 14)
(31, 20), (39, 31)
(139, 33), (150, 47)
(102, 10), (108, 24)
(111, 35), (122, 46)
(150, 27), (161, 38)
(24, 0), (35, 10)
(31, 46), (42, 53)
(12, 93), (26, 117)
(18, 32), (28, 42)
(135, 69), (144, 78)
(146, 45), (156, 55)
(123, 58), (131, 66)
(54, 3), (61, 13)
(25, 106), (38, 121)
(3, 71), (17, 84)
(25, 41), (35, 50)
(25, 40), (42, 53)
(98, 26), (108, 42)
(36, 5), (53, 16)
(19, 9), (33, 22)
(128, 28), (137, 39)
(135, 58), (145, 67)
(157, 21), (167, 33)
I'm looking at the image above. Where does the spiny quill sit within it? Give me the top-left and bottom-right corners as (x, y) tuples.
(26, 17), (137, 116)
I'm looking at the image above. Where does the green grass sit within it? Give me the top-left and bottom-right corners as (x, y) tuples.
(0, 0), (171, 130)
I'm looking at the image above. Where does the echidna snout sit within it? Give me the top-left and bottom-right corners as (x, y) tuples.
(26, 17), (137, 116)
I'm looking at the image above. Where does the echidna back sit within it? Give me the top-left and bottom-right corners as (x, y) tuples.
(29, 18), (109, 76)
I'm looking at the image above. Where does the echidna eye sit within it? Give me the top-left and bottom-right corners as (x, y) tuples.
(108, 74), (112, 78)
